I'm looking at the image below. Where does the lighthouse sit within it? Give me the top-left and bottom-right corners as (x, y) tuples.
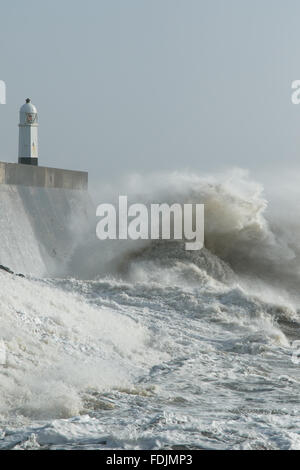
(18, 98), (38, 165)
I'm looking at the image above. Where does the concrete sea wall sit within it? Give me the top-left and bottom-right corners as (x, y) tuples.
(0, 164), (94, 277)
(0, 162), (88, 190)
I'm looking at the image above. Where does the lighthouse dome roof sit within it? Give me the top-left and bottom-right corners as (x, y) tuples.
(20, 99), (37, 114)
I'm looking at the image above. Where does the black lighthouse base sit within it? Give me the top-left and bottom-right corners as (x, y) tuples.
(18, 158), (38, 166)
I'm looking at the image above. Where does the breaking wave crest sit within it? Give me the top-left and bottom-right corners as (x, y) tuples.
(73, 169), (300, 301)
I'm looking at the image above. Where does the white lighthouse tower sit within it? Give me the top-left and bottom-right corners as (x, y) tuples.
(18, 98), (38, 165)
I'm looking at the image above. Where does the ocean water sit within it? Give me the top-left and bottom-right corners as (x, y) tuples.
(0, 170), (300, 450)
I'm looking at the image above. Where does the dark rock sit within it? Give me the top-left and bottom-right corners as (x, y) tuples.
(0, 264), (14, 274)
(0, 264), (25, 278)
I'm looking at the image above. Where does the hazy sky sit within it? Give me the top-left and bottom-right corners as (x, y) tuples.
(1, 0), (300, 187)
